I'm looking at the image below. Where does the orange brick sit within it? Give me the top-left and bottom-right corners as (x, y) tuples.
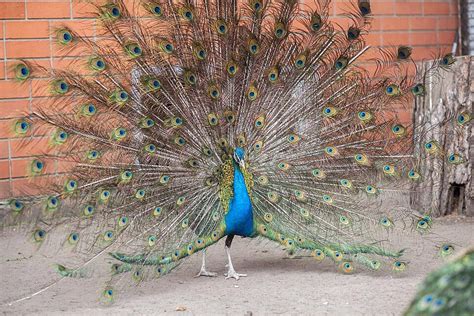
(0, 180), (11, 198)
(0, 140), (8, 159)
(382, 17), (410, 31)
(423, 2), (450, 15)
(0, 80), (30, 99)
(0, 100), (30, 119)
(0, 160), (10, 179)
(437, 17), (458, 31)
(0, 62), (5, 79)
(0, 42), (4, 59)
(410, 32), (438, 46)
(395, 2), (423, 15)
(370, 2), (396, 15)
(26, 2), (71, 19)
(382, 32), (410, 46)
(6, 40), (51, 59)
(0, 3), (26, 19)
(5, 21), (50, 39)
(410, 17), (437, 31)
(438, 31), (455, 45)
(364, 32), (382, 46)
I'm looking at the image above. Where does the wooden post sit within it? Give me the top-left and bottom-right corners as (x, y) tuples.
(411, 56), (473, 216)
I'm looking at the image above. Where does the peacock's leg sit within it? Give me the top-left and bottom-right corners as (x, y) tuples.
(224, 235), (247, 280)
(195, 249), (217, 277)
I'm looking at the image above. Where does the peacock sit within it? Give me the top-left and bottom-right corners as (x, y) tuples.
(0, 0), (468, 304)
(405, 248), (474, 315)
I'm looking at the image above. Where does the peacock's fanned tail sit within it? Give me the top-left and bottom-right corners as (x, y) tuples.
(0, 0), (467, 302)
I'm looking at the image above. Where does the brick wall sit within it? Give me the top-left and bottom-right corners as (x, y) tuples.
(0, 0), (459, 198)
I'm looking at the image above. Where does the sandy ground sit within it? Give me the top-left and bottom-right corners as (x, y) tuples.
(0, 216), (473, 316)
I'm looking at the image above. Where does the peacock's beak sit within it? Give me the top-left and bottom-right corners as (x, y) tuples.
(239, 160), (245, 170)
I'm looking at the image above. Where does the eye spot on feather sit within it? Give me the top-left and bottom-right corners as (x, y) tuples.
(174, 136), (186, 146)
(411, 83), (425, 96)
(277, 162), (290, 171)
(397, 46), (412, 60)
(135, 189), (146, 200)
(148, 3), (163, 17)
(312, 168), (326, 179)
(439, 244), (454, 258)
(447, 153), (463, 164)
(64, 179), (78, 193)
(104, 230), (114, 241)
(354, 153), (370, 166)
(274, 22), (287, 39)
(322, 106), (338, 118)
(14, 119), (30, 135)
(310, 13), (322, 32)
(264, 213), (273, 222)
(184, 71), (197, 85)
(392, 260), (407, 272)
(324, 146), (338, 157)
(339, 179), (352, 189)
(322, 194), (333, 204)
(391, 124), (406, 137)
(340, 261), (354, 273)
(380, 217), (393, 228)
(33, 229), (46, 242)
(176, 196), (186, 206)
(248, 39), (260, 55)
(253, 140), (264, 152)
(46, 196), (59, 211)
(125, 43), (143, 58)
(456, 112), (471, 125)
(51, 79), (69, 95)
(255, 115), (265, 128)
(441, 53), (455, 66)
(408, 169), (421, 180)
(9, 199), (24, 212)
(15, 62), (30, 80)
(357, 111), (373, 122)
(347, 27), (360, 40)
(267, 191), (279, 203)
(118, 216), (129, 227)
(365, 185), (378, 195)
(339, 215), (350, 225)
(385, 84), (400, 96)
(312, 249), (325, 261)
(382, 164), (396, 175)
(144, 144), (156, 154)
(68, 232), (79, 244)
(287, 133), (300, 144)
(83, 205), (95, 216)
(81, 103), (97, 117)
(148, 235), (157, 247)
(334, 57), (348, 70)
(424, 141), (440, 154)
(31, 159), (45, 175)
(257, 224), (268, 235)
(56, 29), (73, 45)
(257, 175), (269, 185)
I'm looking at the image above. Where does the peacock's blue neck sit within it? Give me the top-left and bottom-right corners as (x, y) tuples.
(224, 162), (254, 237)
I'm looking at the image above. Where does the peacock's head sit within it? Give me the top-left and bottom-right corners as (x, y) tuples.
(233, 147), (246, 170)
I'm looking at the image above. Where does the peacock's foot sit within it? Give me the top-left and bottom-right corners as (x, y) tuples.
(224, 269), (247, 280)
(195, 269), (218, 277)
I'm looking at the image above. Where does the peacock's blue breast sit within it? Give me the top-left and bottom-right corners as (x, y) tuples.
(224, 166), (254, 237)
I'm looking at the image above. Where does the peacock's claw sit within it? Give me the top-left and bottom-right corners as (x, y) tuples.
(195, 269), (218, 277)
(224, 269), (247, 280)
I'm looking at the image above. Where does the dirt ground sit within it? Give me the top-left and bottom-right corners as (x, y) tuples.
(0, 216), (473, 316)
